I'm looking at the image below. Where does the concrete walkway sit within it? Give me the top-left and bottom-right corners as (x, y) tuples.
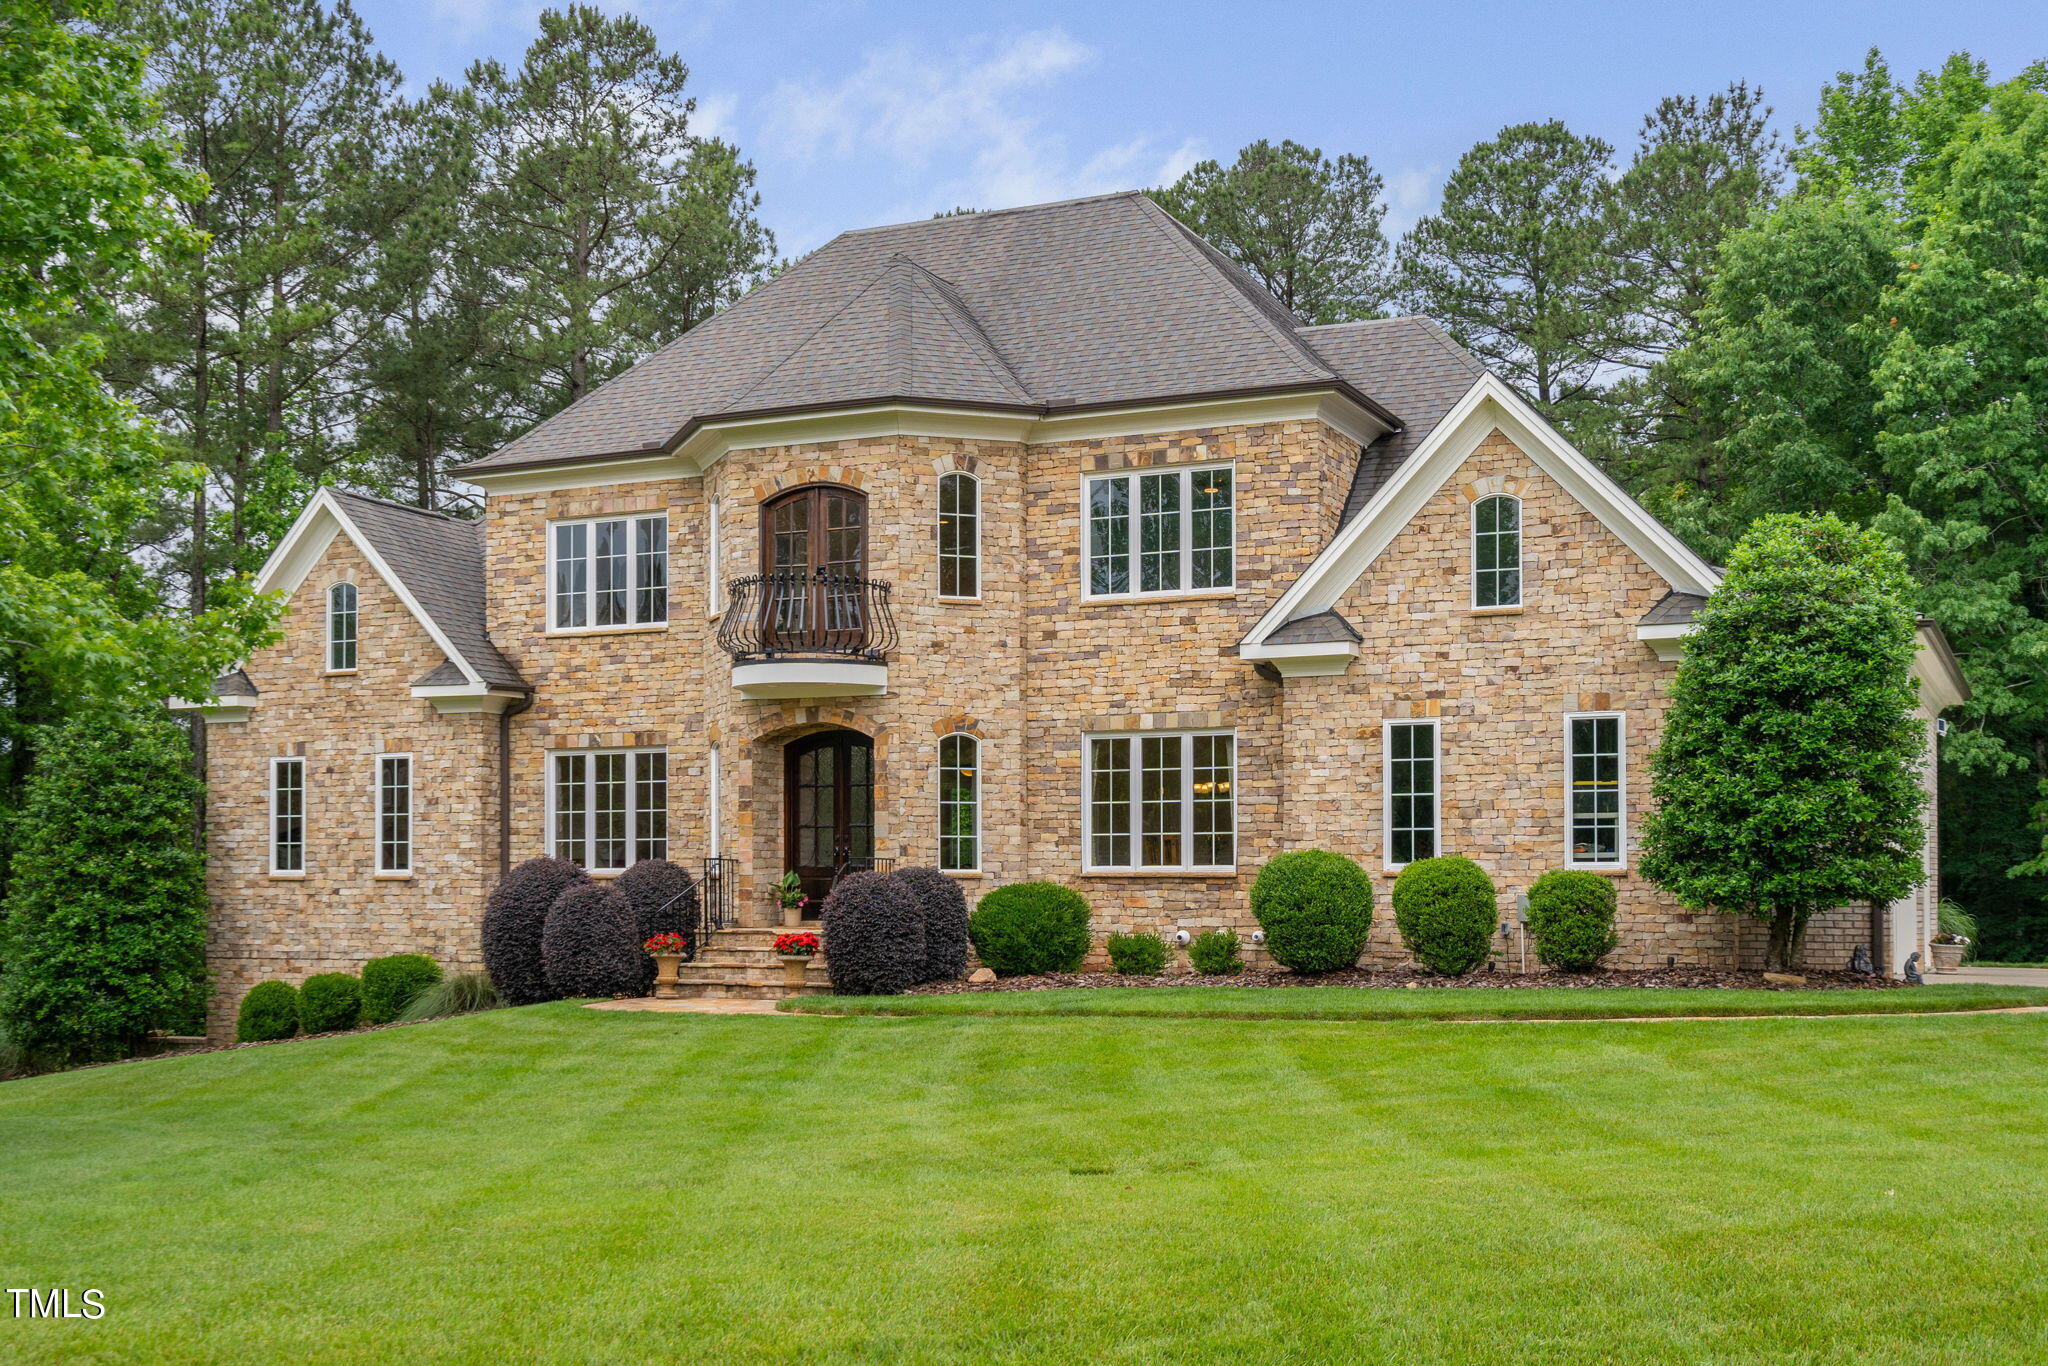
(1933, 965), (2048, 986)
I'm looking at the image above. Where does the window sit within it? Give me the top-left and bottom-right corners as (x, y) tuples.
(1085, 465), (1233, 597)
(1474, 495), (1521, 608)
(376, 754), (411, 874)
(938, 472), (979, 598)
(551, 514), (668, 630)
(938, 733), (979, 870)
(1567, 713), (1624, 866)
(707, 499), (722, 615)
(270, 758), (305, 875)
(1085, 730), (1234, 870)
(1385, 720), (1438, 868)
(327, 582), (357, 671)
(707, 744), (721, 857)
(550, 749), (667, 872)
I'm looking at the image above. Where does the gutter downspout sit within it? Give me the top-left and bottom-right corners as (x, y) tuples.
(498, 693), (534, 879)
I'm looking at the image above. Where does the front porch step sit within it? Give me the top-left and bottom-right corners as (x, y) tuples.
(658, 924), (832, 998)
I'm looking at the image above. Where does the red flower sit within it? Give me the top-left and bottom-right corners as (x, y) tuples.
(774, 931), (820, 956)
(644, 932), (692, 955)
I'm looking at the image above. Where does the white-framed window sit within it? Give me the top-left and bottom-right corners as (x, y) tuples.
(270, 757), (305, 875)
(375, 753), (412, 874)
(1473, 495), (1522, 608)
(549, 748), (667, 872)
(550, 513), (668, 631)
(938, 472), (980, 599)
(1085, 464), (1233, 598)
(1084, 730), (1234, 871)
(327, 582), (358, 671)
(707, 498), (722, 615)
(1384, 719), (1438, 868)
(707, 743), (722, 857)
(1566, 712), (1625, 867)
(939, 732), (980, 871)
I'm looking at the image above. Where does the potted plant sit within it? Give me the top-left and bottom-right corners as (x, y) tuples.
(1933, 899), (1976, 973)
(774, 930), (820, 989)
(644, 932), (692, 999)
(1931, 931), (1970, 973)
(774, 870), (814, 928)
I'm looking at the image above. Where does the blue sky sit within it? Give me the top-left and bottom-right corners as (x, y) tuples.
(355, 0), (2045, 255)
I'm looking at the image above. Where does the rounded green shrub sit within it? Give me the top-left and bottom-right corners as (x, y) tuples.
(1188, 928), (1244, 975)
(298, 973), (363, 1033)
(969, 882), (1092, 976)
(236, 981), (299, 1042)
(821, 871), (926, 996)
(360, 954), (442, 1024)
(1525, 870), (1620, 971)
(1105, 931), (1168, 976)
(1250, 850), (1374, 972)
(1393, 856), (1499, 975)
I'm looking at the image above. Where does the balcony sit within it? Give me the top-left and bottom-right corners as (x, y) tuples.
(718, 570), (897, 700)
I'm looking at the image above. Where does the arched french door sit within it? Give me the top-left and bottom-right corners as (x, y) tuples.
(785, 729), (875, 913)
(761, 485), (867, 653)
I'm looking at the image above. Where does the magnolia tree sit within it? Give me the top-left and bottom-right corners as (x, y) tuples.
(1641, 514), (1927, 970)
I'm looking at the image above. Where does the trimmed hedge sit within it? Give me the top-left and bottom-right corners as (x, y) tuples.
(1188, 928), (1244, 975)
(616, 858), (700, 993)
(821, 871), (926, 996)
(541, 882), (643, 998)
(484, 857), (589, 1005)
(236, 981), (299, 1042)
(891, 866), (971, 982)
(361, 954), (441, 1025)
(1106, 931), (1168, 976)
(1393, 856), (1499, 975)
(1250, 850), (1375, 972)
(1526, 870), (1620, 971)
(298, 973), (363, 1033)
(969, 883), (1092, 976)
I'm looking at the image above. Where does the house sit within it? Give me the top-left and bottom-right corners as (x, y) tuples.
(176, 191), (1968, 1019)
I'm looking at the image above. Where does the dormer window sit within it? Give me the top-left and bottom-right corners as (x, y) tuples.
(326, 582), (357, 671)
(551, 514), (669, 631)
(1473, 495), (1522, 608)
(1085, 464), (1233, 598)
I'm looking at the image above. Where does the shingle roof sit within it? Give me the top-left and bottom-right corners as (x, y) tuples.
(328, 491), (527, 691)
(1639, 590), (1709, 627)
(211, 667), (258, 698)
(1264, 609), (1363, 645)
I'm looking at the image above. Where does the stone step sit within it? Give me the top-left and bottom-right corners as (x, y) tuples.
(659, 980), (830, 1001)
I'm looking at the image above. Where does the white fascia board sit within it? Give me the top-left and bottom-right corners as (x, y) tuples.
(1912, 624), (1970, 714)
(411, 683), (528, 716)
(1636, 622), (1692, 662)
(1241, 639), (1360, 677)
(167, 694), (259, 722)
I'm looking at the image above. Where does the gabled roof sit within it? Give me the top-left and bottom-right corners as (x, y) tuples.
(1264, 609), (1362, 646)
(1639, 590), (1709, 627)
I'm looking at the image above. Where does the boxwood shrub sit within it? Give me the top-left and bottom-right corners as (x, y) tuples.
(821, 871), (926, 996)
(360, 954), (441, 1025)
(236, 980), (299, 1042)
(1188, 928), (1244, 975)
(541, 882), (643, 998)
(1249, 850), (1374, 972)
(484, 857), (589, 1005)
(969, 882), (1092, 976)
(1392, 856), (1498, 975)
(616, 858), (700, 993)
(1105, 931), (1168, 976)
(890, 866), (971, 982)
(298, 973), (363, 1033)
(1526, 870), (1620, 971)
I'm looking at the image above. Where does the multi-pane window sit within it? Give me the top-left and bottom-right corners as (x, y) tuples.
(271, 758), (305, 874)
(1568, 714), (1624, 866)
(707, 500), (722, 615)
(1474, 495), (1522, 608)
(938, 732), (979, 870)
(551, 514), (668, 630)
(938, 473), (979, 599)
(1385, 721), (1438, 867)
(376, 754), (412, 874)
(327, 582), (357, 671)
(1085, 730), (1234, 870)
(550, 749), (668, 872)
(1086, 465), (1233, 597)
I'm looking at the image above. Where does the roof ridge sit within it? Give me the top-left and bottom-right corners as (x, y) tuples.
(718, 262), (907, 412)
(837, 190), (1145, 238)
(328, 487), (470, 525)
(1411, 316), (1489, 376)
(1295, 316), (1426, 333)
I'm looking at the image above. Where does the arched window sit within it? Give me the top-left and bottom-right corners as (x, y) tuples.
(327, 582), (358, 671)
(938, 472), (979, 599)
(938, 732), (979, 871)
(1473, 495), (1522, 608)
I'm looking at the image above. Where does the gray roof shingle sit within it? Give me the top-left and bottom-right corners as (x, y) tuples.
(1264, 609), (1363, 645)
(1639, 590), (1709, 627)
(211, 668), (258, 697)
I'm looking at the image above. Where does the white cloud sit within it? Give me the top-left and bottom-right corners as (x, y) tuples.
(1384, 165), (1445, 238)
(692, 92), (737, 143)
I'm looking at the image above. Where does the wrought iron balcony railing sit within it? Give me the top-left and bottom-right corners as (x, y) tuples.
(718, 569), (898, 662)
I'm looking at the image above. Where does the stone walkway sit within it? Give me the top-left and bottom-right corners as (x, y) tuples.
(584, 997), (789, 1016)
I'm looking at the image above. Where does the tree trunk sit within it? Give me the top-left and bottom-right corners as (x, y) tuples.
(1765, 906), (1799, 972)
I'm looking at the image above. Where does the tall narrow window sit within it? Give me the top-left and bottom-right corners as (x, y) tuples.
(1085, 730), (1234, 871)
(551, 514), (667, 630)
(938, 733), (979, 870)
(270, 758), (305, 874)
(938, 472), (979, 599)
(327, 582), (357, 671)
(1474, 495), (1522, 607)
(1386, 720), (1438, 867)
(707, 499), (722, 615)
(550, 749), (667, 872)
(707, 744), (722, 857)
(1085, 465), (1233, 597)
(1567, 714), (1624, 866)
(376, 754), (412, 874)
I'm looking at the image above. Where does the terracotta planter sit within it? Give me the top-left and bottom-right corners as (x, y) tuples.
(1931, 942), (1967, 973)
(780, 903), (805, 928)
(776, 952), (815, 990)
(651, 952), (685, 1000)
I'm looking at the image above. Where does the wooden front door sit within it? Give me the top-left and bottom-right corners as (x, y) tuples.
(761, 485), (867, 651)
(785, 730), (874, 914)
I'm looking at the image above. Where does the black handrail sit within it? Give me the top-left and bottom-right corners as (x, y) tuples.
(717, 569), (898, 662)
(830, 856), (895, 888)
(647, 854), (737, 963)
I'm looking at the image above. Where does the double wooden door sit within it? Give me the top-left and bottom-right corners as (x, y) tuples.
(785, 730), (874, 913)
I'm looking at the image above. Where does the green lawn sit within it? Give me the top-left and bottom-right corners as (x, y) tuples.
(785, 982), (2048, 1020)
(5, 1003), (2048, 1364)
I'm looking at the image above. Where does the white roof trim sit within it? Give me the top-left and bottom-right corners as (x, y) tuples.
(1243, 374), (1722, 650)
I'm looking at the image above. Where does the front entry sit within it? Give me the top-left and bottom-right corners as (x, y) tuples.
(785, 729), (874, 915)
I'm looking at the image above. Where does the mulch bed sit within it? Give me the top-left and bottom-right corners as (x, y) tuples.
(910, 966), (1907, 995)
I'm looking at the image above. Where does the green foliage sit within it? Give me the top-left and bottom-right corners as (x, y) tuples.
(1641, 515), (1927, 968)
(360, 954), (442, 1025)
(0, 709), (209, 1061)
(298, 973), (363, 1034)
(397, 973), (500, 1022)
(1187, 929), (1244, 976)
(1249, 850), (1374, 973)
(1392, 857), (1499, 975)
(236, 981), (299, 1043)
(968, 883), (1092, 977)
(1105, 932), (1168, 977)
(1524, 871), (1620, 972)
(1937, 900), (1978, 943)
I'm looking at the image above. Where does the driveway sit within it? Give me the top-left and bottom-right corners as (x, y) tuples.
(1934, 965), (2048, 986)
